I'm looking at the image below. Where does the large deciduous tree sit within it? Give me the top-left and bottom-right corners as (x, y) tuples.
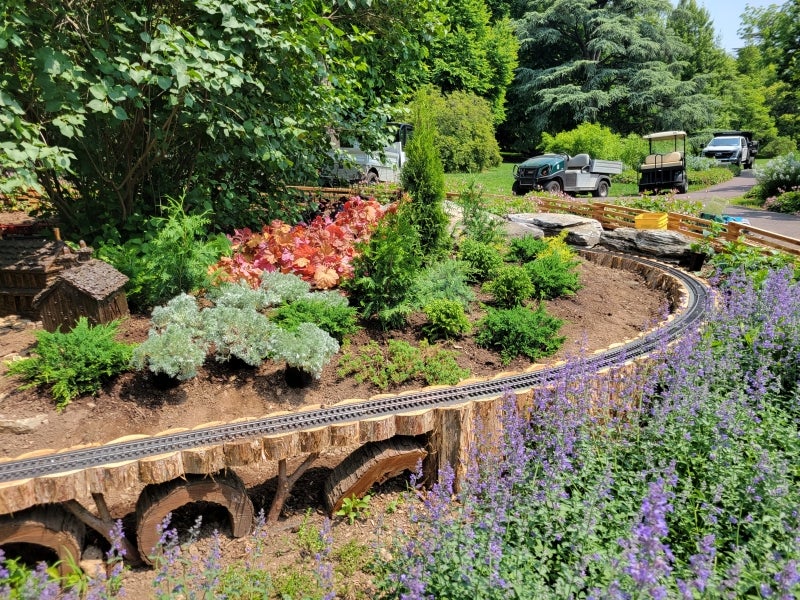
(504, 0), (716, 153)
(740, 1), (800, 143)
(0, 0), (441, 239)
(425, 0), (518, 124)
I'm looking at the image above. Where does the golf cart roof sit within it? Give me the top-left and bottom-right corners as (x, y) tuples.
(643, 130), (687, 141)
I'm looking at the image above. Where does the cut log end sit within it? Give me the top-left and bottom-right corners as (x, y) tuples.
(135, 471), (254, 565)
(324, 437), (427, 514)
(0, 505), (85, 577)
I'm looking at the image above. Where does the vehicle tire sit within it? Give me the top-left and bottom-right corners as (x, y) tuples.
(593, 180), (610, 198)
(362, 171), (379, 185)
(545, 180), (561, 194)
(512, 180), (521, 195)
(678, 181), (688, 194)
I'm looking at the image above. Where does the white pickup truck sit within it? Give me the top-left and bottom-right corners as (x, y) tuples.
(701, 131), (758, 169)
(322, 122), (412, 185)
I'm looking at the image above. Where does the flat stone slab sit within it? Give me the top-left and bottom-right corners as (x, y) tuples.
(509, 212), (597, 230)
(600, 227), (692, 258)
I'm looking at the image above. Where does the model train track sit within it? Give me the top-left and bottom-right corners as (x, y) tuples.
(0, 252), (709, 484)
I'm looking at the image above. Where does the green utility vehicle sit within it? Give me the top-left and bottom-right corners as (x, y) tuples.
(512, 153), (623, 197)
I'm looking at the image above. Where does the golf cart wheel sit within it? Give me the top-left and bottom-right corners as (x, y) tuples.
(545, 180), (561, 194)
(678, 181), (688, 194)
(593, 180), (610, 198)
(512, 180), (521, 195)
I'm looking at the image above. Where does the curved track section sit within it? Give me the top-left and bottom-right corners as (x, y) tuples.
(0, 252), (709, 489)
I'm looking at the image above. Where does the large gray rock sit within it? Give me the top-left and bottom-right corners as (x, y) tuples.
(507, 212), (602, 247)
(502, 220), (545, 239)
(600, 227), (692, 258)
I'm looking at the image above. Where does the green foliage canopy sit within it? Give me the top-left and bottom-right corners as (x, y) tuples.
(0, 0), (442, 238)
(505, 0), (717, 152)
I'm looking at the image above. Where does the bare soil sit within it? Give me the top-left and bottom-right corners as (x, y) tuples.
(0, 255), (669, 596)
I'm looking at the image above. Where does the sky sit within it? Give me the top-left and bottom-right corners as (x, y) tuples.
(690, 0), (781, 53)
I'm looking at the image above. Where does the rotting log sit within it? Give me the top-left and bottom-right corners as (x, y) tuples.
(0, 505), (84, 576)
(324, 437), (427, 514)
(135, 470), (253, 565)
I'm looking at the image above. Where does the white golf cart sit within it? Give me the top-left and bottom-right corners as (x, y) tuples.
(638, 130), (688, 194)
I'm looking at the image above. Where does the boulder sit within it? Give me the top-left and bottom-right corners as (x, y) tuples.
(0, 414), (49, 434)
(507, 213), (602, 247)
(600, 227), (692, 259)
(502, 220), (545, 239)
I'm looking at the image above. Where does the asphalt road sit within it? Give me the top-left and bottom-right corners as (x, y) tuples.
(683, 170), (800, 240)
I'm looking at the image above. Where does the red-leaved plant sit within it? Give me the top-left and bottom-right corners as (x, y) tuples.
(212, 196), (389, 289)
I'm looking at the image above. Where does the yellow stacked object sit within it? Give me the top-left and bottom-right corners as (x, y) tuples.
(634, 212), (668, 230)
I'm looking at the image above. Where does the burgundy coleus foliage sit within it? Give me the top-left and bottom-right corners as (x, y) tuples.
(213, 196), (389, 289)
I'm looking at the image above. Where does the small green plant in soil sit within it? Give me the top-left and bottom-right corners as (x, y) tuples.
(475, 304), (565, 364)
(335, 493), (372, 525)
(337, 339), (469, 391)
(482, 264), (535, 307)
(270, 294), (359, 343)
(5, 317), (133, 410)
(457, 237), (504, 283)
(422, 298), (472, 340)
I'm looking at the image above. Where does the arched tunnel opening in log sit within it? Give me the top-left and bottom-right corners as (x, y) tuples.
(324, 436), (428, 514)
(135, 470), (254, 565)
(0, 505), (85, 577)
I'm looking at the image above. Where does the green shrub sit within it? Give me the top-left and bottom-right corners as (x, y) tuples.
(270, 323), (340, 379)
(457, 238), (504, 283)
(482, 264), (534, 307)
(475, 305), (565, 364)
(269, 295), (359, 343)
(5, 317), (133, 410)
(685, 155), (718, 171)
(259, 271), (311, 306)
(612, 194), (703, 216)
(427, 89), (502, 173)
(688, 166), (735, 188)
(423, 299), (472, 340)
(526, 252), (582, 299)
(345, 198), (422, 327)
(759, 136), (797, 158)
(202, 306), (279, 366)
(96, 196), (230, 311)
(764, 189), (800, 214)
(403, 89), (451, 258)
(542, 123), (623, 162)
(337, 339), (468, 390)
(410, 259), (475, 309)
(455, 180), (504, 244)
(506, 234), (548, 263)
(755, 152), (800, 200)
(620, 133), (649, 170)
(150, 293), (205, 335)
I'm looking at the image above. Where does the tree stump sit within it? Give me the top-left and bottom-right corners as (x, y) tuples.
(135, 471), (253, 565)
(0, 504), (84, 576)
(323, 437), (427, 514)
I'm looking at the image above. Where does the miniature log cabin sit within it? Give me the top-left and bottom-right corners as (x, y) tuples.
(0, 238), (69, 318)
(33, 246), (129, 332)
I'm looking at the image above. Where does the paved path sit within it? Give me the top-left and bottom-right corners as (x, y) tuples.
(683, 170), (800, 239)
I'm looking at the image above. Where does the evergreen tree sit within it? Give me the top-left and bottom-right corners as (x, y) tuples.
(504, 0), (716, 152)
(401, 90), (451, 260)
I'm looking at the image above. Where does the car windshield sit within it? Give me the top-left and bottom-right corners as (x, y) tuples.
(519, 154), (560, 168)
(708, 137), (738, 147)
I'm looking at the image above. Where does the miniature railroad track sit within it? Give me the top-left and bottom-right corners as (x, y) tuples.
(0, 252), (709, 485)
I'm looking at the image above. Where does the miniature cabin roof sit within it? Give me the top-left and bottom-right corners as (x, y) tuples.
(56, 259), (129, 300)
(0, 238), (68, 272)
(33, 259), (129, 306)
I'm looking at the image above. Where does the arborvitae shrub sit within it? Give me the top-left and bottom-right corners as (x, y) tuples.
(482, 265), (535, 307)
(475, 305), (565, 364)
(507, 234), (549, 263)
(270, 295), (359, 343)
(423, 299), (472, 340)
(457, 238), (504, 283)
